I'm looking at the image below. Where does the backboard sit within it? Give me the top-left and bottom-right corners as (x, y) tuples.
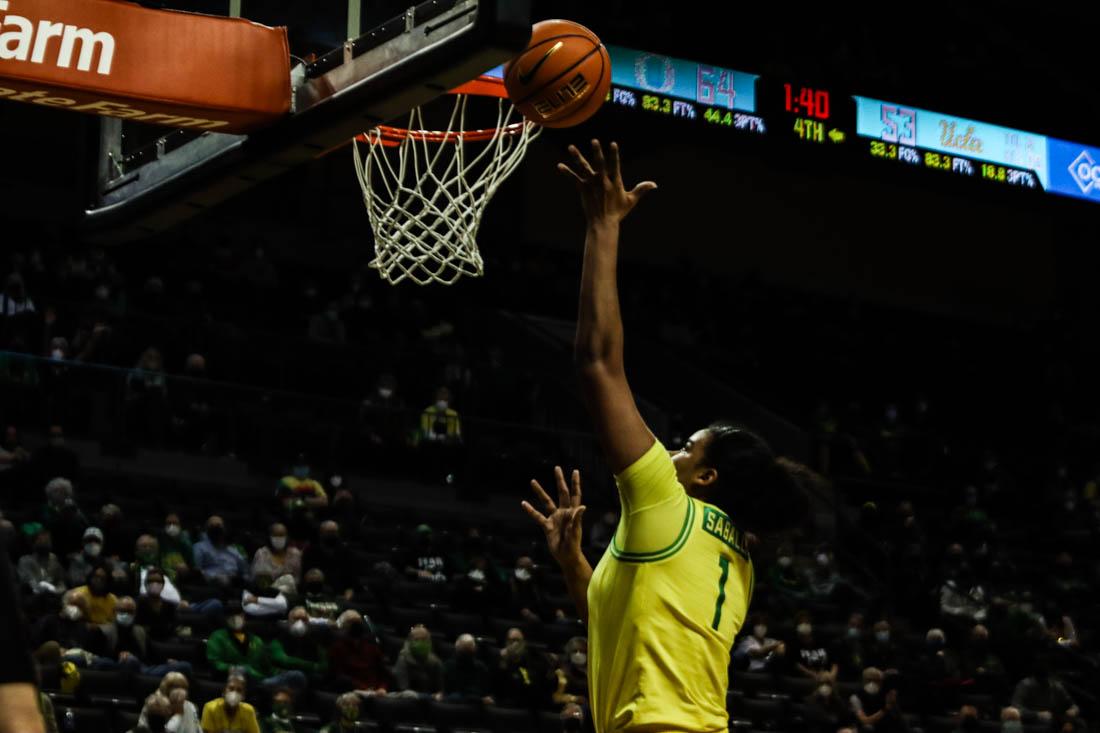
(83, 0), (532, 240)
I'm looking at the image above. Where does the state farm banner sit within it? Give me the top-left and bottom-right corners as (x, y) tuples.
(0, 0), (290, 132)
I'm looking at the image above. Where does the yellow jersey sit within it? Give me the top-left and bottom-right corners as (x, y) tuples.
(587, 440), (754, 733)
(200, 698), (260, 733)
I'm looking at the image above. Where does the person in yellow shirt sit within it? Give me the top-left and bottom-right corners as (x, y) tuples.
(524, 141), (810, 733)
(71, 565), (117, 625)
(200, 675), (260, 733)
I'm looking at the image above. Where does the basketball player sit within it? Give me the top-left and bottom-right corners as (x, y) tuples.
(523, 140), (809, 733)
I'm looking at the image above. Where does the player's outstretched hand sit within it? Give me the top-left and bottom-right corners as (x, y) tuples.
(524, 466), (586, 567)
(558, 140), (657, 225)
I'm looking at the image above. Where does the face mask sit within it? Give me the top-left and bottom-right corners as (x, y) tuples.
(290, 620), (309, 637)
(875, 630), (891, 643)
(410, 640), (431, 658)
(777, 556), (792, 568)
(273, 704), (292, 719)
(62, 605), (83, 621)
(147, 581), (164, 597)
(753, 625), (768, 639)
(864, 682), (880, 695)
(116, 612), (134, 627)
(85, 542), (102, 557)
(270, 536), (287, 550)
(228, 616), (245, 631)
(435, 400), (449, 410)
(796, 623), (812, 636)
(50, 349), (65, 361)
(165, 524), (181, 538)
(571, 652), (587, 667)
(847, 627), (861, 639)
(817, 684), (832, 698)
(816, 553), (830, 567)
(224, 691), (242, 708)
(293, 466), (309, 479)
(378, 388), (394, 399)
(327, 309), (340, 321)
(1003, 722), (1024, 733)
(468, 568), (486, 582)
(514, 567), (532, 582)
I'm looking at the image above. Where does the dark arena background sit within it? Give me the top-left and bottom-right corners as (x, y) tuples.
(1, 2), (1098, 732)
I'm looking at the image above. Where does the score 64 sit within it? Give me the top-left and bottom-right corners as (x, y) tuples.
(698, 66), (737, 109)
(880, 105), (916, 145)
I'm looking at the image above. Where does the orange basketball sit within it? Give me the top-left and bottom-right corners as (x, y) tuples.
(504, 19), (611, 129)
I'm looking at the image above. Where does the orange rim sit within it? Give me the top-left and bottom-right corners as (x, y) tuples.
(356, 72), (529, 147)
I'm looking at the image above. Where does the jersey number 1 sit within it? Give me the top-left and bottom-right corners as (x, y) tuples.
(711, 556), (730, 630)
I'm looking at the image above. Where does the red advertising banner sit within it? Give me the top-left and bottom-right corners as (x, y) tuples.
(0, 0), (290, 132)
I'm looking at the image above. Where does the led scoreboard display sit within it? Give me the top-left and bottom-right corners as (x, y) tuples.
(604, 45), (765, 134)
(481, 47), (1100, 207)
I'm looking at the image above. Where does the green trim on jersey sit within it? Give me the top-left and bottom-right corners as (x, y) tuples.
(610, 498), (695, 563)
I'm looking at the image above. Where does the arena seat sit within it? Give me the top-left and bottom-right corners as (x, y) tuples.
(132, 673), (164, 701)
(150, 638), (203, 666)
(429, 699), (492, 733)
(741, 697), (787, 729)
(193, 677), (226, 705)
(484, 706), (537, 733)
(371, 695), (433, 732)
(536, 711), (564, 733)
(959, 693), (996, 713)
(56, 706), (111, 733)
(730, 670), (775, 697)
(780, 675), (817, 699)
(440, 611), (488, 637)
(116, 709), (141, 732)
(76, 668), (137, 709)
(390, 605), (436, 631)
(311, 690), (340, 718)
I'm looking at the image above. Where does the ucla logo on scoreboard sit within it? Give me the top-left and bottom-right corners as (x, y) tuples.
(1068, 151), (1100, 195)
(1048, 139), (1100, 201)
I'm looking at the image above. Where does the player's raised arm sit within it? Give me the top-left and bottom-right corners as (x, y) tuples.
(560, 140), (658, 474)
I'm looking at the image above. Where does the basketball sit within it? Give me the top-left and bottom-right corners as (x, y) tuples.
(504, 19), (612, 129)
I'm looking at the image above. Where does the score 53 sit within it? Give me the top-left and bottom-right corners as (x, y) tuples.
(879, 105), (916, 145)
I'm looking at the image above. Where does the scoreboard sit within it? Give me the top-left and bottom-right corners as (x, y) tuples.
(483, 47), (1100, 207)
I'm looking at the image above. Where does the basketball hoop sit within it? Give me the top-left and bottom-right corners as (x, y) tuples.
(353, 74), (542, 285)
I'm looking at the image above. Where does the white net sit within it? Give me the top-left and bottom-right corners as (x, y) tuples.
(353, 93), (541, 285)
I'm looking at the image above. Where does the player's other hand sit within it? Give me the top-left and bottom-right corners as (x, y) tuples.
(524, 466), (586, 566)
(558, 140), (657, 226)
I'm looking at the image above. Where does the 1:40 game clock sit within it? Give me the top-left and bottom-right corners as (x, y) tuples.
(784, 84), (830, 120)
